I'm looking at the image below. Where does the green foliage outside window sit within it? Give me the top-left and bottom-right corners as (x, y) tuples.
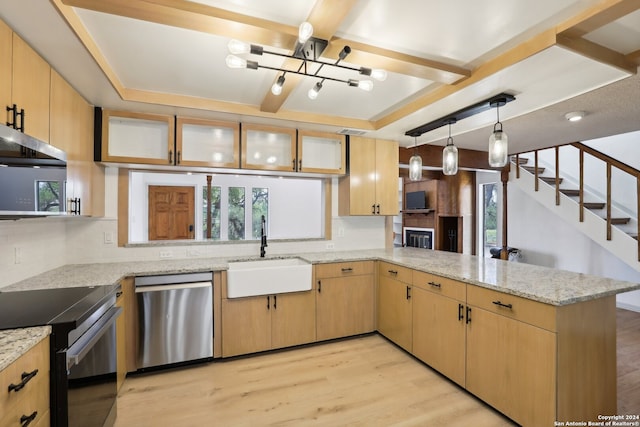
(37, 181), (61, 212)
(228, 187), (245, 240)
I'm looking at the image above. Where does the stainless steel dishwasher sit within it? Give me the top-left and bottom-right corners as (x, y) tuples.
(135, 272), (213, 370)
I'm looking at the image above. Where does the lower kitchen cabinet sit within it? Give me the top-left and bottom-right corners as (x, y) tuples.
(115, 287), (127, 392)
(465, 305), (556, 427)
(222, 290), (315, 357)
(0, 337), (50, 427)
(315, 261), (375, 341)
(377, 262), (413, 352)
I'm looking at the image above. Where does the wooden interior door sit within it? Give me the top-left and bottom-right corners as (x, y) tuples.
(148, 185), (195, 240)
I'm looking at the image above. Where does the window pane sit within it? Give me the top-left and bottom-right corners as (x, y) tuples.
(202, 186), (221, 240)
(483, 183), (498, 257)
(37, 181), (61, 212)
(252, 188), (269, 239)
(228, 187), (245, 240)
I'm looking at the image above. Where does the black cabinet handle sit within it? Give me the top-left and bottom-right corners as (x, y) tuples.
(176, 150), (181, 164)
(406, 286), (411, 300)
(267, 295), (270, 310)
(466, 307), (472, 324)
(7, 104), (17, 128)
(20, 411), (37, 427)
(371, 204), (376, 214)
(317, 280), (321, 293)
(298, 159), (302, 171)
(17, 108), (24, 132)
(8, 369), (38, 393)
(341, 267), (353, 273)
(116, 291), (123, 298)
(292, 159), (296, 170)
(169, 150), (173, 164)
(428, 281), (441, 288)
(388, 270), (398, 276)
(492, 300), (513, 309)
(458, 304), (464, 321)
(376, 204), (380, 214)
(273, 294), (277, 309)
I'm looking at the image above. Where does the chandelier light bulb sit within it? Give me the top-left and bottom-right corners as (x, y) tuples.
(370, 69), (387, 81)
(225, 54), (247, 69)
(308, 82), (322, 100)
(358, 80), (374, 91)
(298, 22), (314, 43)
(228, 39), (250, 54)
(488, 128), (508, 167)
(271, 75), (285, 95)
(442, 139), (458, 176)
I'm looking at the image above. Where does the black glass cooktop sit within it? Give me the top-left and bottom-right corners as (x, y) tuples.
(0, 286), (117, 334)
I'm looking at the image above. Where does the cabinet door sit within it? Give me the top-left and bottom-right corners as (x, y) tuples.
(377, 275), (412, 351)
(298, 130), (345, 174)
(101, 110), (175, 165)
(412, 287), (466, 387)
(271, 291), (316, 349)
(222, 296), (271, 357)
(316, 275), (374, 341)
(12, 33), (50, 143)
(0, 20), (11, 117)
(466, 306), (556, 427)
(375, 139), (399, 215)
(346, 136), (377, 214)
(115, 289), (126, 392)
(241, 124), (296, 171)
(176, 117), (240, 168)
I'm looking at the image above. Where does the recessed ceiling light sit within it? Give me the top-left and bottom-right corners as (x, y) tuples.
(565, 111), (585, 122)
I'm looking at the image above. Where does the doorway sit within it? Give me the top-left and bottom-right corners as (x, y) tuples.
(148, 185), (195, 240)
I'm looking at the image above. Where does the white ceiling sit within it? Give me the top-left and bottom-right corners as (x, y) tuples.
(0, 0), (638, 155)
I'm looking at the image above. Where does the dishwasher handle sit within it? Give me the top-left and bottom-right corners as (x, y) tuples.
(135, 281), (211, 293)
(66, 306), (122, 370)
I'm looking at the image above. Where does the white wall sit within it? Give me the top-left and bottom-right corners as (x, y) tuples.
(508, 181), (640, 311)
(0, 170), (386, 288)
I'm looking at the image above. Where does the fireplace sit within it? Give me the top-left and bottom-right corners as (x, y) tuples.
(403, 227), (435, 250)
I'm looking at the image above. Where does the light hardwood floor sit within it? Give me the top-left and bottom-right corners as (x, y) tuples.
(115, 309), (640, 427)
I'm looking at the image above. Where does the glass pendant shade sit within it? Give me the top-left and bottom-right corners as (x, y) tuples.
(442, 139), (458, 175)
(409, 153), (422, 181)
(488, 124), (508, 167)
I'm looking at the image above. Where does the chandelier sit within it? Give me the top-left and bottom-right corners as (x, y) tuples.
(225, 22), (387, 100)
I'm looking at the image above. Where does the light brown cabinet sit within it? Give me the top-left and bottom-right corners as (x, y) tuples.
(176, 117), (240, 168)
(339, 137), (398, 215)
(0, 337), (50, 427)
(115, 287), (126, 392)
(315, 261), (375, 341)
(411, 271), (466, 387)
(222, 290), (316, 358)
(377, 262), (412, 351)
(5, 33), (51, 143)
(50, 70), (104, 217)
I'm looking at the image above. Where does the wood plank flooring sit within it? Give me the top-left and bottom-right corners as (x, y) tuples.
(115, 308), (640, 426)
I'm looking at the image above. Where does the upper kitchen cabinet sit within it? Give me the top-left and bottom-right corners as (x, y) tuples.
(176, 117), (240, 168)
(298, 130), (345, 174)
(241, 124), (297, 172)
(50, 70), (104, 217)
(1, 24), (51, 143)
(99, 109), (175, 165)
(339, 136), (399, 215)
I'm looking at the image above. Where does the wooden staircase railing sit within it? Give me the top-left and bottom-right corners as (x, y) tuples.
(514, 143), (640, 261)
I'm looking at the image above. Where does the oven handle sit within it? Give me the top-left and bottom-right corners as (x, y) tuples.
(134, 281), (212, 293)
(66, 306), (122, 371)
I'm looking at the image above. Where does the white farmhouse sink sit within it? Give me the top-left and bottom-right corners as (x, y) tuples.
(226, 258), (312, 298)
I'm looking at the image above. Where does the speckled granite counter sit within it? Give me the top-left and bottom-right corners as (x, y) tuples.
(3, 247), (639, 306)
(0, 326), (50, 371)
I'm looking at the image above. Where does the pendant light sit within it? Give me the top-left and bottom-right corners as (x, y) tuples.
(409, 137), (423, 181)
(442, 121), (458, 175)
(488, 99), (508, 167)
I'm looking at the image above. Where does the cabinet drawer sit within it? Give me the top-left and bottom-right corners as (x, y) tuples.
(0, 337), (50, 427)
(412, 271), (466, 301)
(315, 261), (373, 279)
(378, 262), (412, 284)
(467, 286), (556, 332)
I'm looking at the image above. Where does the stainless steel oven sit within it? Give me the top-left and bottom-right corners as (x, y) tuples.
(65, 293), (121, 427)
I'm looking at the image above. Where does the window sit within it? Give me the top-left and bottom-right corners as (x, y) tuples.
(37, 180), (61, 212)
(128, 171), (323, 243)
(481, 183), (498, 257)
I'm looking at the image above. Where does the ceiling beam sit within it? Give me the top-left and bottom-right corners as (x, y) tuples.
(557, 0), (640, 38)
(556, 34), (637, 74)
(259, 0), (359, 113)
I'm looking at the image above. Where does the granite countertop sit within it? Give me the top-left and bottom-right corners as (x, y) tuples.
(3, 248), (639, 306)
(0, 326), (50, 371)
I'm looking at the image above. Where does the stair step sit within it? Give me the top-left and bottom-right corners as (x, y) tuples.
(522, 165), (546, 174)
(560, 189), (580, 197)
(628, 233), (638, 240)
(584, 202), (606, 210)
(611, 217), (631, 225)
(539, 176), (564, 184)
(511, 157), (529, 165)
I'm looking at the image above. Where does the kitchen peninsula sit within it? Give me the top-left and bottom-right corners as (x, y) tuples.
(2, 248), (639, 427)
